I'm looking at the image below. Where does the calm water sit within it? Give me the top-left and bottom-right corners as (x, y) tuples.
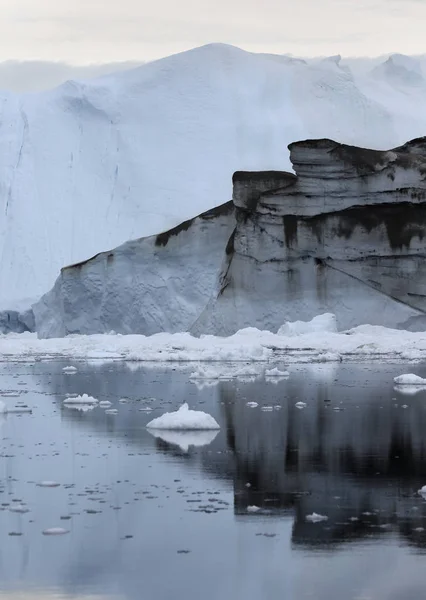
(1, 360), (426, 600)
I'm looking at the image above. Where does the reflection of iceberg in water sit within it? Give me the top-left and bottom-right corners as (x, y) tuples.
(147, 429), (218, 452)
(204, 364), (426, 551)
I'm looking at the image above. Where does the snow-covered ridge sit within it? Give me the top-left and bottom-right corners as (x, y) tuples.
(2, 44), (426, 310)
(34, 136), (426, 338)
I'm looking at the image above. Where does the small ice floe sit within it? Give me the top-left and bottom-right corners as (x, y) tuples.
(139, 406), (153, 412)
(246, 402), (259, 408)
(42, 528), (69, 535)
(9, 504), (29, 513)
(261, 406), (273, 412)
(105, 409), (118, 415)
(415, 527), (425, 532)
(119, 398), (129, 403)
(265, 367), (289, 378)
(37, 481), (60, 488)
(146, 403), (220, 430)
(306, 513), (328, 523)
(99, 401), (112, 408)
(62, 366), (77, 374)
(62, 394), (98, 405)
(295, 402), (307, 410)
(394, 374), (426, 386)
(147, 430), (218, 452)
(63, 403), (95, 412)
(247, 505), (261, 513)
(418, 485), (426, 496)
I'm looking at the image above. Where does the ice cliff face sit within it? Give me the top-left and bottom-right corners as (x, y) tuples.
(34, 137), (426, 338)
(3, 44), (426, 309)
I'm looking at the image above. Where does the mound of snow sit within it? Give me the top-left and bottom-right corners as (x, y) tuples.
(146, 403), (220, 430)
(393, 374), (426, 385)
(278, 314), (338, 337)
(62, 393), (98, 405)
(147, 429), (218, 452)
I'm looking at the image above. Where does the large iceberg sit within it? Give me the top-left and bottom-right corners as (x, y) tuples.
(35, 136), (426, 337)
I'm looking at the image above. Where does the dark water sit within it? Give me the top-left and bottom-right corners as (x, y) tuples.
(1, 360), (426, 600)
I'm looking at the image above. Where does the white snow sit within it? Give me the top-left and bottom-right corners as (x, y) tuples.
(306, 513), (329, 523)
(4, 315), (426, 363)
(278, 314), (337, 337)
(419, 486), (426, 496)
(265, 368), (290, 379)
(147, 429), (218, 452)
(99, 400), (112, 407)
(146, 403), (220, 431)
(62, 393), (98, 405)
(393, 374), (426, 385)
(2, 44), (426, 309)
(105, 408), (118, 415)
(295, 402), (307, 409)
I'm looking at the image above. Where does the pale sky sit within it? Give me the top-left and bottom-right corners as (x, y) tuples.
(0, 0), (426, 64)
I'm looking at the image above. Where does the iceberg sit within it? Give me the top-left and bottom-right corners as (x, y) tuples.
(146, 403), (220, 431)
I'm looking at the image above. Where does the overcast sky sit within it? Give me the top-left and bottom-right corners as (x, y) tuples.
(1, 0), (426, 64)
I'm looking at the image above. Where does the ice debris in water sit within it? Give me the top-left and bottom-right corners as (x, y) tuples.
(394, 374), (426, 385)
(278, 313), (337, 337)
(265, 368), (289, 378)
(62, 394), (98, 405)
(62, 366), (77, 374)
(105, 408), (118, 415)
(99, 400), (112, 407)
(418, 485), (426, 496)
(9, 504), (29, 513)
(306, 513), (328, 523)
(63, 403), (95, 412)
(42, 528), (69, 535)
(247, 505), (261, 513)
(295, 402), (307, 409)
(246, 402), (259, 408)
(146, 403), (220, 430)
(37, 481), (60, 488)
(147, 430), (218, 452)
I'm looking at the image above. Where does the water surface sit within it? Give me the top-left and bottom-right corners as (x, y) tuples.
(1, 360), (426, 600)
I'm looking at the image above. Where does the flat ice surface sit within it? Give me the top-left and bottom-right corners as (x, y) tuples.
(146, 403), (220, 430)
(3, 314), (426, 362)
(2, 44), (426, 307)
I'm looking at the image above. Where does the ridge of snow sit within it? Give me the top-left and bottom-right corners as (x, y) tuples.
(2, 45), (426, 307)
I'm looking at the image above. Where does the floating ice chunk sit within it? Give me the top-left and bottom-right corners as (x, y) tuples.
(295, 402), (307, 409)
(37, 481), (60, 487)
(306, 512), (328, 523)
(42, 528), (69, 535)
(99, 400), (112, 408)
(63, 403), (95, 412)
(418, 485), (426, 496)
(394, 374), (426, 385)
(247, 505), (261, 513)
(9, 504), (29, 513)
(278, 314), (337, 337)
(265, 368), (290, 380)
(119, 398), (129, 403)
(62, 394), (98, 405)
(147, 429), (218, 452)
(62, 366), (77, 374)
(261, 406), (273, 412)
(246, 402), (258, 408)
(105, 408), (118, 415)
(146, 403), (220, 430)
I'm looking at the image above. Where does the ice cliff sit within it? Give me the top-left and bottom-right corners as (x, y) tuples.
(33, 136), (426, 338)
(2, 44), (426, 309)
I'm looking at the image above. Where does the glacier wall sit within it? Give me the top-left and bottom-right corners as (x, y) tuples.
(34, 137), (426, 338)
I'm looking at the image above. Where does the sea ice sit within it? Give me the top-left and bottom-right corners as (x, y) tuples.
(306, 513), (329, 523)
(146, 403), (220, 430)
(393, 374), (426, 385)
(62, 394), (98, 405)
(147, 429), (218, 452)
(42, 528), (69, 535)
(295, 402), (307, 409)
(62, 366), (77, 374)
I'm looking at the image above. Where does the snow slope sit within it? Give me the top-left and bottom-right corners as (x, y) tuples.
(2, 44), (426, 307)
